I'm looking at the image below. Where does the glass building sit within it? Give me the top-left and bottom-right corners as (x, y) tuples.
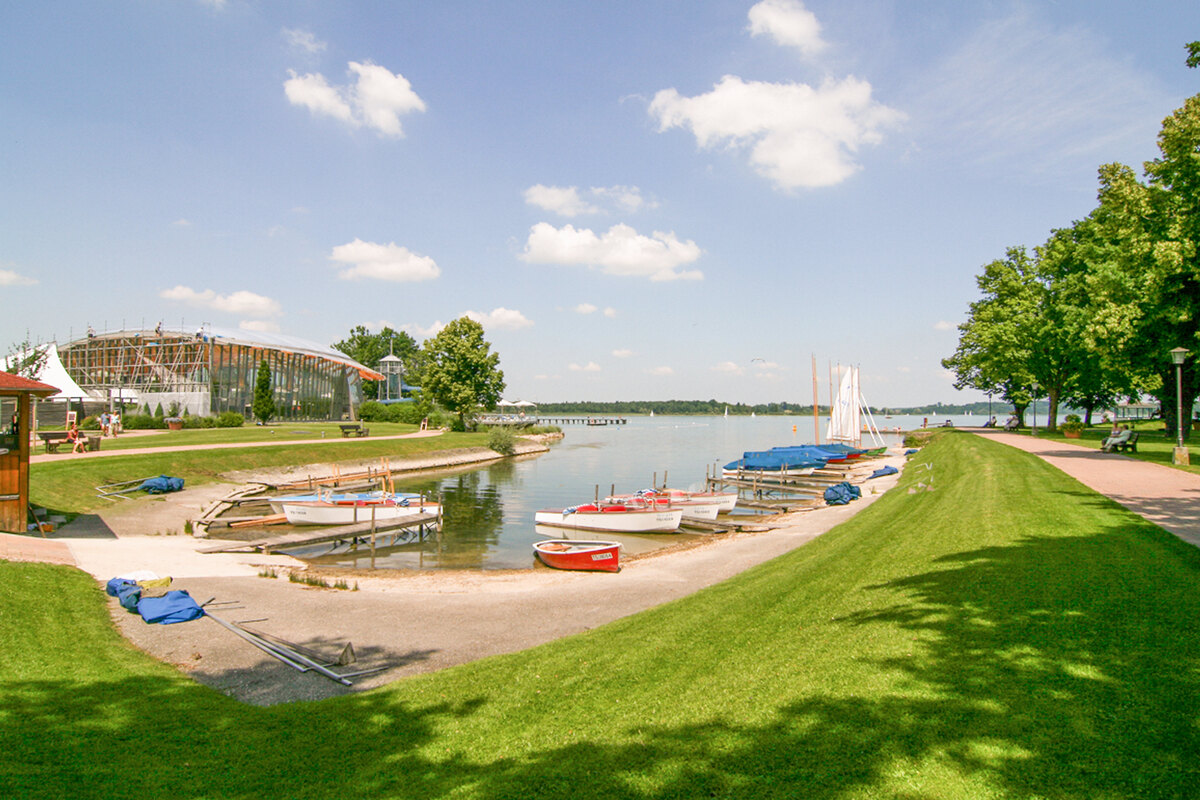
(57, 326), (382, 421)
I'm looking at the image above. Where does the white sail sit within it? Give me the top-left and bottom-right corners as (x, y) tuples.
(826, 365), (861, 444)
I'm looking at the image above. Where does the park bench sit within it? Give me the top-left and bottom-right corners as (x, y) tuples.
(1114, 431), (1139, 453)
(39, 431), (101, 453)
(339, 423), (369, 438)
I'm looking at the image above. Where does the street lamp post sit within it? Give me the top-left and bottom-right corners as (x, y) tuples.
(1170, 347), (1190, 466)
(1031, 382), (1039, 436)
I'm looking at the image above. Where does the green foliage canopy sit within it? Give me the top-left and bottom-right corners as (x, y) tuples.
(421, 317), (505, 428)
(332, 325), (421, 400)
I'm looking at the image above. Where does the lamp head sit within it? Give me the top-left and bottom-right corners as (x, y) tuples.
(1170, 347), (1189, 366)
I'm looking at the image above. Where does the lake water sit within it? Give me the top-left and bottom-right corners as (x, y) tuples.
(299, 413), (982, 571)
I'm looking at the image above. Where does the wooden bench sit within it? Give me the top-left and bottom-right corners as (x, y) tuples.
(339, 423), (369, 438)
(39, 431), (101, 453)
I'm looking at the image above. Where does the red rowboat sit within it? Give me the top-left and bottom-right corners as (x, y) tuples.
(533, 539), (622, 572)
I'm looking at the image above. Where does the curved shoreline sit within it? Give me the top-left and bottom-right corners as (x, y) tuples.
(14, 439), (906, 705)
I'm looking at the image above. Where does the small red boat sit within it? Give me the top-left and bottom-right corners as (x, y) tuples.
(533, 539), (622, 572)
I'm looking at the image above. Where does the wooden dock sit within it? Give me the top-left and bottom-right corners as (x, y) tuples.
(198, 512), (440, 555)
(536, 416), (627, 426)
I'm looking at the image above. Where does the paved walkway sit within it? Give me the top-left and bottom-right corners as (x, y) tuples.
(972, 429), (1200, 548)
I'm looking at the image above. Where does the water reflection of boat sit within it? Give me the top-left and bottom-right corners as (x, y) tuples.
(534, 502), (682, 532)
(533, 539), (621, 572)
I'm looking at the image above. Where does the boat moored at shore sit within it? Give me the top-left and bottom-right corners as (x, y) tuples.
(533, 539), (622, 572)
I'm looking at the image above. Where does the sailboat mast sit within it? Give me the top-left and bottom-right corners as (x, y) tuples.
(811, 354), (820, 444)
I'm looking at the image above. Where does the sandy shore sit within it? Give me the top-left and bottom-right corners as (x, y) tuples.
(38, 445), (906, 705)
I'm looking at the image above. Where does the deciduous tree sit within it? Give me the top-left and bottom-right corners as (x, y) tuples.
(421, 317), (504, 430)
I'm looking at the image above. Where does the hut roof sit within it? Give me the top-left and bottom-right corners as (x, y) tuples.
(0, 372), (60, 397)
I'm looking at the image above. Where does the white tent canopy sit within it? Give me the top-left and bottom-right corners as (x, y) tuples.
(1, 343), (92, 400)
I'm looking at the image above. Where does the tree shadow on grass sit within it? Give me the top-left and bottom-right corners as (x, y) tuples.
(6, 506), (1200, 797)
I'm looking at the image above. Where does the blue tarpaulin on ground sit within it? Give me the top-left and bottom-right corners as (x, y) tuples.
(137, 590), (204, 625)
(139, 475), (185, 494)
(824, 482), (862, 506)
(867, 465), (899, 480)
(106, 578), (142, 611)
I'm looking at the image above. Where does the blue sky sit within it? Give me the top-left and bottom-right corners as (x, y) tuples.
(2, 1), (1197, 406)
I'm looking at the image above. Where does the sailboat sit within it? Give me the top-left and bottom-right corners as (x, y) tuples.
(826, 365), (885, 452)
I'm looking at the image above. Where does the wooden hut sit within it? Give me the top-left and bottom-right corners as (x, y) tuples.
(0, 373), (60, 533)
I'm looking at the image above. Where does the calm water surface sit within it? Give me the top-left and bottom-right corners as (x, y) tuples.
(298, 413), (981, 571)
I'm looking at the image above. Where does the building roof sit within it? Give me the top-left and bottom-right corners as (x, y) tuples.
(0, 371), (61, 397)
(63, 326), (385, 381)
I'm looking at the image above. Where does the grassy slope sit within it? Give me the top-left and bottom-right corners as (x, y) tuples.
(30, 429), (492, 514)
(3, 432), (1199, 799)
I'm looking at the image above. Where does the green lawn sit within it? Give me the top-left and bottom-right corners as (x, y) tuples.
(4, 431), (1199, 798)
(31, 428), (492, 515)
(1031, 421), (1200, 476)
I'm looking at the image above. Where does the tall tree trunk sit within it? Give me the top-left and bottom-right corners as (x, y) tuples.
(1047, 388), (1060, 432)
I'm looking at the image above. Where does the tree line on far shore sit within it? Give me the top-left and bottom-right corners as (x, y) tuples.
(943, 45), (1200, 438)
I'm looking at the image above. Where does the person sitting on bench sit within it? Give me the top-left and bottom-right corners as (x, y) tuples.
(1102, 425), (1132, 452)
(68, 423), (85, 454)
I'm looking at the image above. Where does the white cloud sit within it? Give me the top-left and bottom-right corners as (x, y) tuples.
(648, 366), (674, 376)
(592, 185), (655, 214)
(712, 361), (744, 375)
(402, 321), (445, 340)
(0, 267), (37, 286)
(284, 61), (425, 138)
(574, 302), (598, 314)
(283, 28), (326, 55)
(752, 360), (780, 370)
(284, 71), (355, 124)
(171, 218), (192, 227)
(521, 222), (703, 281)
(651, 74), (904, 190)
(463, 307), (533, 330)
(524, 185), (598, 217)
(329, 239), (441, 282)
(569, 362), (602, 372)
(747, 0), (827, 57)
(612, 349), (633, 358)
(524, 184), (656, 217)
(909, 8), (1171, 181)
(603, 307), (617, 318)
(160, 285), (282, 317)
(240, 319), (281, 334)
(934, 320), (954, 331)
(198, 0), (227, 9)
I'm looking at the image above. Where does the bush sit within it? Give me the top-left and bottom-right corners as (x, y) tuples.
(215, 411), (244, 428)
(488, 427), (517, 455)
(182, 415), (216, 429)
(121, 413), (163, 430)
(390, 401), (430, 425)
(1061, 414), (1084, 434)
(80, 415), (101, 430)
(358, 401), (390, 422)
